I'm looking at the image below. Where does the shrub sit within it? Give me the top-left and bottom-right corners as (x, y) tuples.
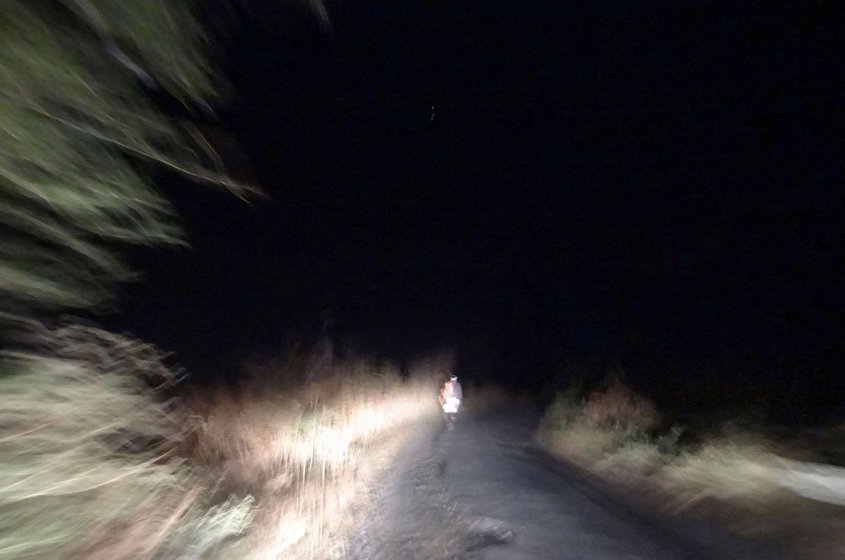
(0, 318), (252, 559)
(0, 318), (449, 559)
(185, 350), (444, 558)
(540, 390), (582, 432)
(583, 377), (660, 433)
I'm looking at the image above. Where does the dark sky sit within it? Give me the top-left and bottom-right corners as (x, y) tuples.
(115, 1), (843, 406)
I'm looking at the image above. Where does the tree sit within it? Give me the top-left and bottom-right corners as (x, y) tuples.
(0, 0), (248, 310)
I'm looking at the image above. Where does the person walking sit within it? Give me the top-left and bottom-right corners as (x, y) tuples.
(439, 374), (463, 429)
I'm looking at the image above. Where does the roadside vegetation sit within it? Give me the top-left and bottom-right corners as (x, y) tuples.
(537, 374), (845, 560)
(0, 314), (447, 559)
(184, 350), (445, 559)
(1, 1), (444, 558)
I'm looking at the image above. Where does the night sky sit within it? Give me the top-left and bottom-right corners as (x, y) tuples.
(114, 2), (843, 415)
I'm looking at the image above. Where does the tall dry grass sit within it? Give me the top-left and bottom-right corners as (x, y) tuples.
(0, 317), (445, 559)
(187, 352), (443, 559)
(0, 317), (253, 560)
(538, 376), (845, 559)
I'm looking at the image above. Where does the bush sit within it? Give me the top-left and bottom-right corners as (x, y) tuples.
(184, 350), (444, 558)
(0, 318), (448, 559)
(540, 390), (582, 432)
(583, 377), (660, 433)
(0, 318), (252, 559)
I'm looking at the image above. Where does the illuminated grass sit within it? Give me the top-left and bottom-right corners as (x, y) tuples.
(538, 381), (845, 559)
(0, 319), (446, 559)
(0, 319), (254, 559)
(189, 353), (444, 559)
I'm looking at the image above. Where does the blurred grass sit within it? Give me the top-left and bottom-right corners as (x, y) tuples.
(537, 377), (845, 559)
(186, 352), (445, 559)
(0, 318), (254, 560)
(0, 316), (446, 559)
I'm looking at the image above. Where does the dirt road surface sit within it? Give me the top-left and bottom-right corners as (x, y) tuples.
(342, 405), (794, 560)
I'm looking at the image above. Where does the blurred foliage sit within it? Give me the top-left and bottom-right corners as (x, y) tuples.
(0, 2), (363, 559)
(185, 349), (442, 558)
(0, 0), (248, 310)
(582, 377), (660, 433)
(0, 318), (255, 559)
(539, 389), (583, 433)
